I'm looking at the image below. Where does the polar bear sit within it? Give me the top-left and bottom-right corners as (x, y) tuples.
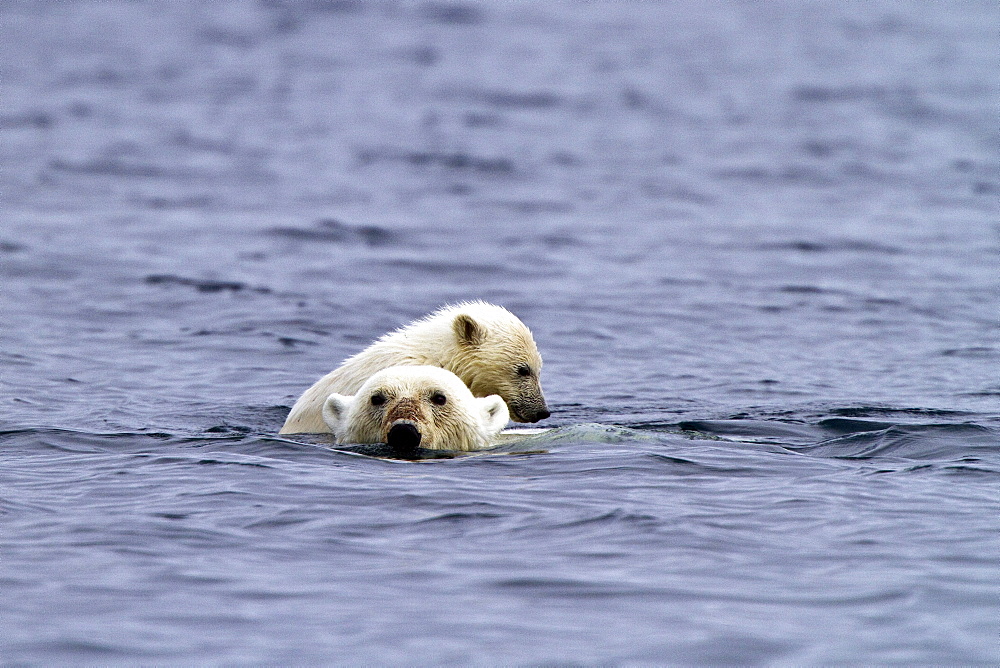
(280, 301), (549, 434)
(322, 365), (510, 453)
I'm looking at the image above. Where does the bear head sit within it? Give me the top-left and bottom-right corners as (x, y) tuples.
(444, 305), (550, 424)
(322, 365), (510, 453)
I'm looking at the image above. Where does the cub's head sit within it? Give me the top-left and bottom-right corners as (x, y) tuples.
(322, 365), (509, 454)
(445, 303), (550, 424)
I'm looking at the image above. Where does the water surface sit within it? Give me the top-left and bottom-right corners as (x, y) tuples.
(2, 1), (999, 663)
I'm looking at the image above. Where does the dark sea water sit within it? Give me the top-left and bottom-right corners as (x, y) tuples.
(3, 1), (1000, 664)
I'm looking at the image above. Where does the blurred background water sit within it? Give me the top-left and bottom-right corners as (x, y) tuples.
(1, 1), (999, 663)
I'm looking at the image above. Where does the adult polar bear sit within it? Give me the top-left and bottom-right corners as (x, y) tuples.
(322, 366), (511, 452)
(280, 301), (550, 434)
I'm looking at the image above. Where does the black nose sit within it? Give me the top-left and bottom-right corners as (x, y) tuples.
(536, 408), (551, 421)
(386, 422), (421, 455)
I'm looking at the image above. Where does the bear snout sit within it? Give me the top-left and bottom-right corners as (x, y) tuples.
(511, 402), (551, 423)
(383, 397), (426, 454)
(386, 420), (422, 455)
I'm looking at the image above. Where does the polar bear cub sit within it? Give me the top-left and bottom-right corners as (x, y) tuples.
(322, 365), (510, 452)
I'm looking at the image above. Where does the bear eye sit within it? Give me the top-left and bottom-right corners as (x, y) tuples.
(431, 392), (447, 406)
(516, 364), (533, 377)
(370, 393), (386, 407)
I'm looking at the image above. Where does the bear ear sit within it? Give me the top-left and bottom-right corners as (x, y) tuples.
(453, 313), (487, 347)
(322, 393), (354, 437)
(479, 395), (510, 434)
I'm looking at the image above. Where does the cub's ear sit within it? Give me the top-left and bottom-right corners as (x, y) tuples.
(322, 393), (354, 438)
(478, 395), (510, 434)
(453, 313), (487, 347)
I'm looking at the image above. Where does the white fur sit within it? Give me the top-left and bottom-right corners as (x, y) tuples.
(280, 301), (547, 433)
(322, 365), (509, 451)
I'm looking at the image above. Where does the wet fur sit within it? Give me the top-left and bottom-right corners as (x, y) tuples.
(281, 301), (547, 434)
(322, 366), (510, 451)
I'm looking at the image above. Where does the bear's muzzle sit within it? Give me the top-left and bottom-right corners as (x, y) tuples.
(510, 401), (551, 423)
(383, 397), (426, 456)
(385, 420), (422, 456)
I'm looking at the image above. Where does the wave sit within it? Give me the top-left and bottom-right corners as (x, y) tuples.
(795, 422), (1000, 461)
(5, 415), (999, 467)
(648, 417), (1000, 464)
